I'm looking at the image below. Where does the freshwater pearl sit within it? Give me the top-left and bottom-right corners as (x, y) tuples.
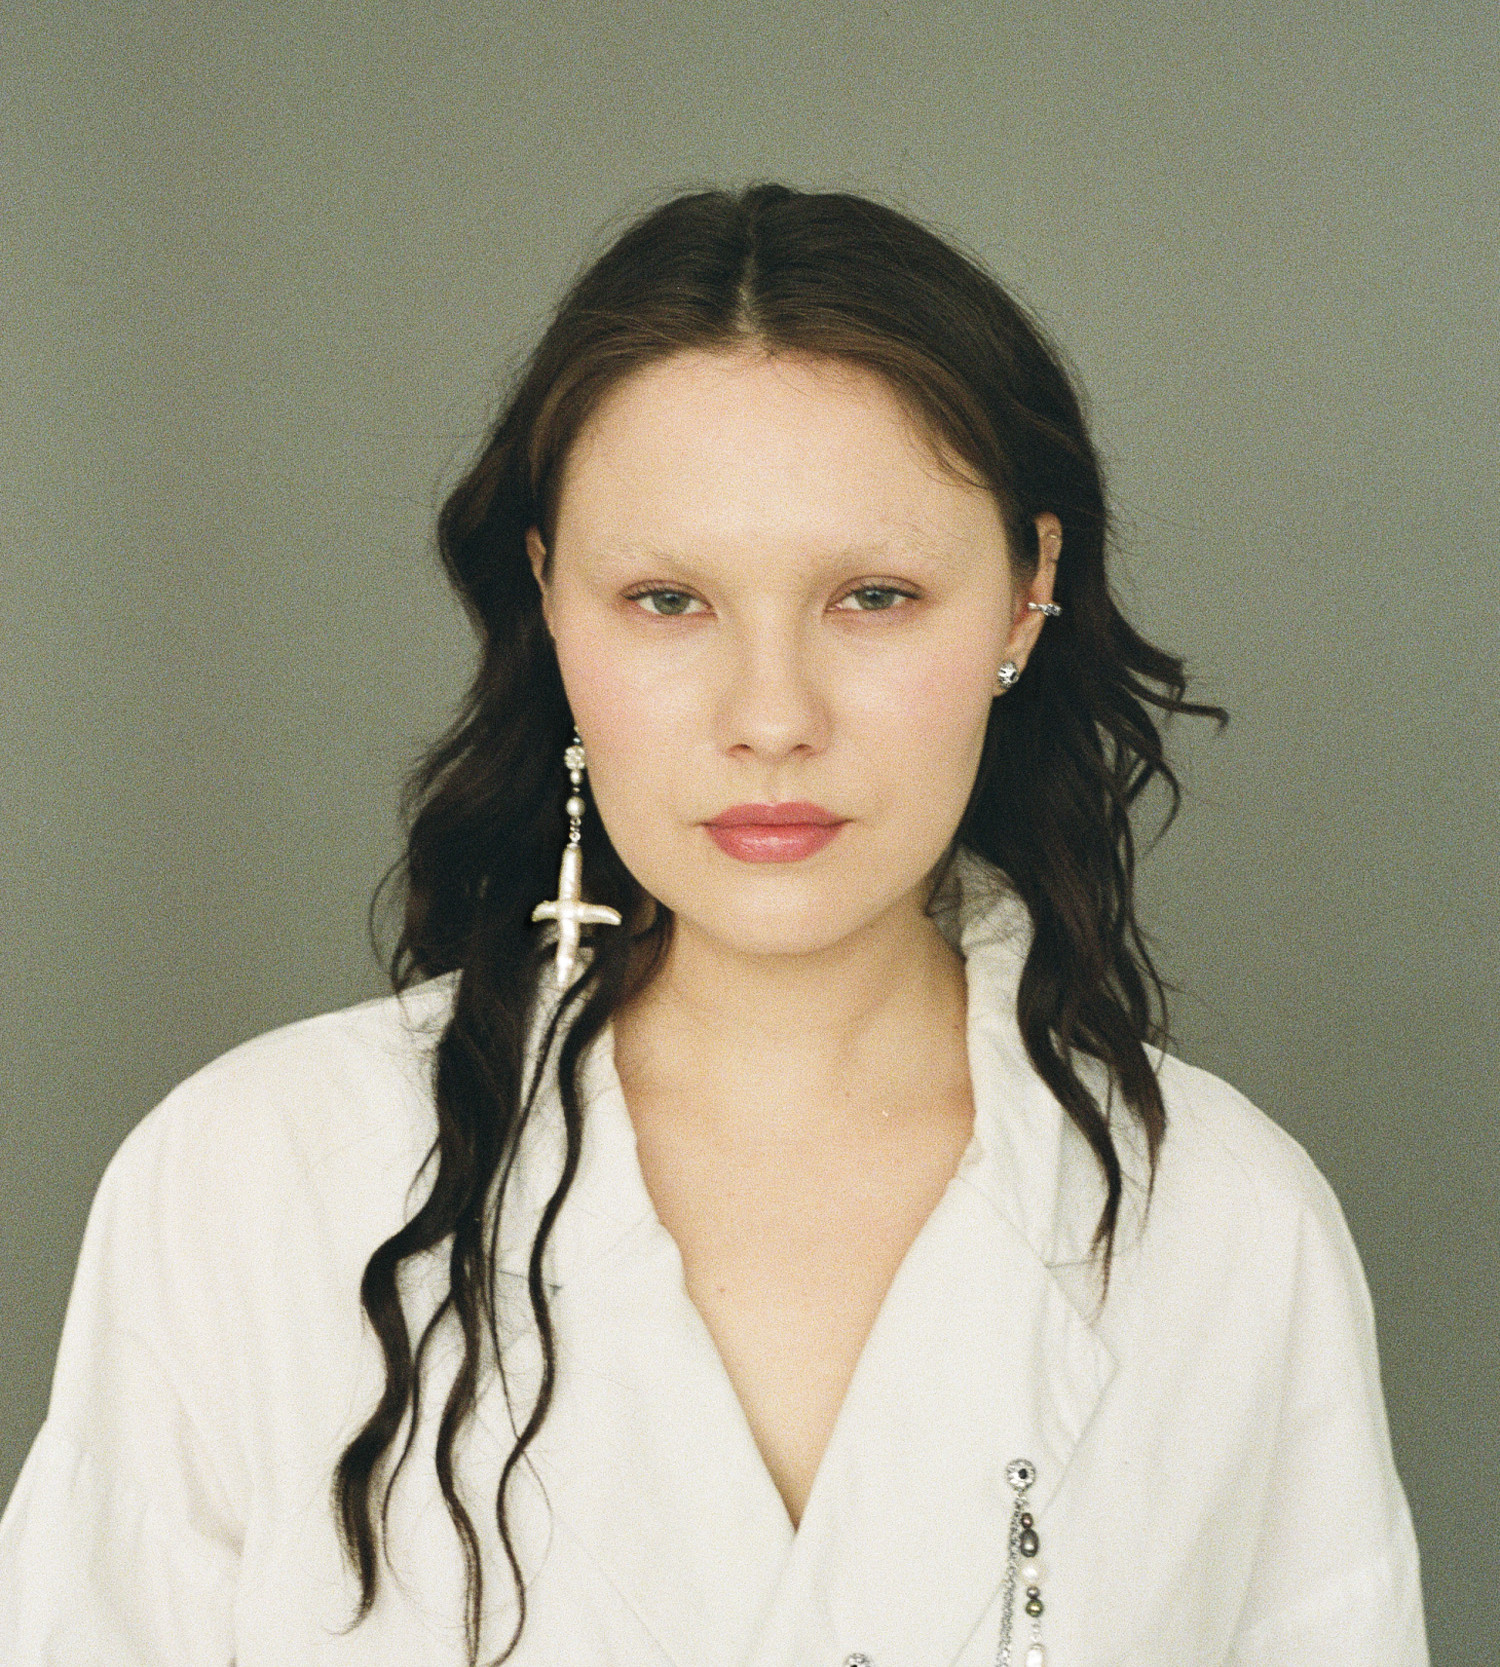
(1025, 1645), (1047, 1667)
(1020, 1558), (1044, 1588)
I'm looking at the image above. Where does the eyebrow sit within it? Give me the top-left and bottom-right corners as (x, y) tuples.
(579, 531), (961, 571)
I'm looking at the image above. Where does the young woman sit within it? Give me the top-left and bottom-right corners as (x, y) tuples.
(0, 185), (1426, 1666)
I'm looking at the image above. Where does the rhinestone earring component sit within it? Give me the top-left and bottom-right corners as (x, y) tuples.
(1026, 601), (1062, 618)
(995, 660), (1021, 691)
(995, 1459), (1048, 1667)
(531, 732), (622, 989)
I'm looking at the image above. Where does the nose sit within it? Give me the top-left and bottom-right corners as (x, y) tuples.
(716, 619), (831, 763)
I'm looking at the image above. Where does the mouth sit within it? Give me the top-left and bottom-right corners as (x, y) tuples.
(703, 803), (848, 864)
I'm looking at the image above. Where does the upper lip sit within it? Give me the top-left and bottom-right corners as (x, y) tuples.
(707, 801), (846, 827)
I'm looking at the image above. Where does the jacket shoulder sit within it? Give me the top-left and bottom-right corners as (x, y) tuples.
(86, 978), (459, 1306)
(122, 976), (451, 1163)
(1153, 1053), (1346, 1230)
(1109, 1053), (1377, 1340)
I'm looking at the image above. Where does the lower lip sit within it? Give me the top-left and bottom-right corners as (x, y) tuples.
(705, 822), (846, 863)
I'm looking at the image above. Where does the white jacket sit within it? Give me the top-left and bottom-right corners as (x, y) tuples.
(0, 852), (1427, 1665)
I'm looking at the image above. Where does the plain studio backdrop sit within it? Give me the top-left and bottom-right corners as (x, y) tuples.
(2, 1), (1495, 1659)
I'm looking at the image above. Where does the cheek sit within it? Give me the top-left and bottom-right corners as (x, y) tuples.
(551, 622), (691, 823)
(855, 651), (994, 814)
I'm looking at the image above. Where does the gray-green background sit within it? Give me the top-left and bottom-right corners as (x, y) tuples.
(3, 2), (1495, 1658)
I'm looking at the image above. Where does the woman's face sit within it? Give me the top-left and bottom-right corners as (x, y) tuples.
(529, 347), (1055, 962)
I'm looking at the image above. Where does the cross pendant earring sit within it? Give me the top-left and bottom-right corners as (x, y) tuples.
(531, 732), (622, 989)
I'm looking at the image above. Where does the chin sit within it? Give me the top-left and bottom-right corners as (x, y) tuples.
(679, 910), (868, 961)
(669, 864), (918, 958)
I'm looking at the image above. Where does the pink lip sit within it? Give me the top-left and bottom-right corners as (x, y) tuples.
(703, 803), (848, 864)
(707, 801), (844, 827)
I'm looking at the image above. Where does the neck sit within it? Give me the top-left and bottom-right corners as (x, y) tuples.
(613, 885), (968, 1138)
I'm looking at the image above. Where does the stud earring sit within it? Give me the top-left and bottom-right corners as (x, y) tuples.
(531, 731), (622, 989)
(1026, 601), (1063, 618)
(995, 660), (1021, 692)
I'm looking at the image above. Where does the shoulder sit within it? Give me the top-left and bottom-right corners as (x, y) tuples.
(30, 979), (460, 1540)
(91, 977), (457, 1287)
(1152, 1052), (1349, 1238)
(121, 976), (453, 1161)
(160, 973), (453, 1115)
(1103, 1052), (1376, 1343)
(1080, 1061), (1423, 1655)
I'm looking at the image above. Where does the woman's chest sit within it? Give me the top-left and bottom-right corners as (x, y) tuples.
(628, 1088), (975, 1526)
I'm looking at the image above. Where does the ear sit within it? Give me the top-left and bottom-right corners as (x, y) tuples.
(1001, 513), (1062, 671)
(526, 527), (554, 635)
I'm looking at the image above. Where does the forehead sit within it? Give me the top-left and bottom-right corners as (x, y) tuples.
(552, 348), (1003, 556)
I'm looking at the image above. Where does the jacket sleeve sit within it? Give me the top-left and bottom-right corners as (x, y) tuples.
(0, 1113), (243, 1664)
(1227, 1163), (1428, 1666)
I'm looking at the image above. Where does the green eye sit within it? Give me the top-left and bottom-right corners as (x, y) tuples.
(632, 590), (699, 616)
(841, 586), (909, 611)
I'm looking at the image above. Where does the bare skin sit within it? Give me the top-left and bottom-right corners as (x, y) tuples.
(611, 900), (976, 1528)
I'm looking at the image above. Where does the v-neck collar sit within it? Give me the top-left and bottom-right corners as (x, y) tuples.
(486, 848), (1117, 1667)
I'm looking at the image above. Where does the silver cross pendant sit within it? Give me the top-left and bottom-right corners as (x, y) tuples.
(531, 738), (622, 989)
(532, 842), (623, 988)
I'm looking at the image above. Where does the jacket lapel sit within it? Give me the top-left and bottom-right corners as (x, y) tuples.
(505, 1027), (798, 1667)
(741, 1183), (1112, 1667)
(500, 849), (1116, 1667)
(741, 865), (1117, 1666)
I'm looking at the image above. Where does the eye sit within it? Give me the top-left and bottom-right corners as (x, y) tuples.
(625, 588), (706, 617)
(833, 585), (918, 612)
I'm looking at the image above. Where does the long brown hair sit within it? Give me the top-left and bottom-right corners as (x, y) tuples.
(334, 183), (1226, 1662)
